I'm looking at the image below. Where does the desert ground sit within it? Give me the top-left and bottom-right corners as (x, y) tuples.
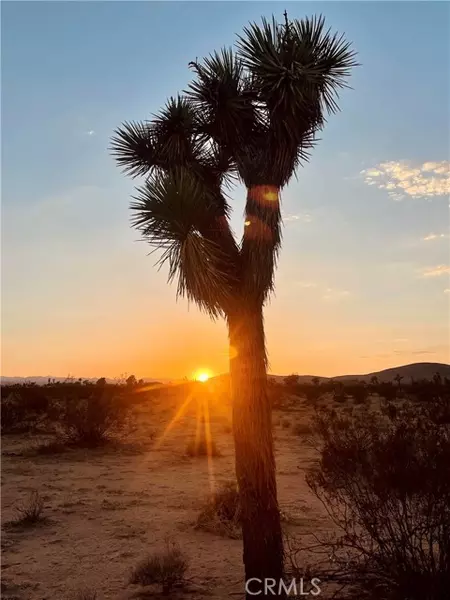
(1, 385), (328, 600)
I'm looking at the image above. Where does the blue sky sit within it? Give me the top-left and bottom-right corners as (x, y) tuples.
(2, 1), (449, 378)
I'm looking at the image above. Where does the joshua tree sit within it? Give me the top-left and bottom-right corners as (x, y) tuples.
(111, 13), (356, 596)
(394, 373), (404, 389)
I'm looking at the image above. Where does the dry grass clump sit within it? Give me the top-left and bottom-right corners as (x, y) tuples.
(195, 481), (241, 539)
(30, 438), (68, 455)
(185, 436), (221, 457)
(6, 490), (47, 528)
(129, 540), (189, 595)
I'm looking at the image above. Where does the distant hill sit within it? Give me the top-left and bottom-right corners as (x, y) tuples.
(0, 376), (168, 385)
(270, 362), (450, 384)
(334, 362), (450, 383)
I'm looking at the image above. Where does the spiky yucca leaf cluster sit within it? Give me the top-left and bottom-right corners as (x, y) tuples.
(131, 170), (234, 317)
(111, 14), (357, 316)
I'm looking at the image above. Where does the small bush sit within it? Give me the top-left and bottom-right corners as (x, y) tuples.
(195, 481), (241, 539)
(1, 393), (28, 433)
(185, 436), (220, 457)
(8, 490), (46, 528)
(31, 438), (68, 455)
(53, 389), (130, 447)
(304, 386), (322, 404)
(19, 386), (49, 414)
(333, 392), (347, 403)
(129, 540), (188, 595)
(303, 391), (450, 600)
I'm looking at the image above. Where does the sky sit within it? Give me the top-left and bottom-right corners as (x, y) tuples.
(2, 0), (449, 380)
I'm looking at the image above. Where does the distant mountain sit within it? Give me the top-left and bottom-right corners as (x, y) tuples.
(0, 376), (168, 385)
(270, 362), (450, 384)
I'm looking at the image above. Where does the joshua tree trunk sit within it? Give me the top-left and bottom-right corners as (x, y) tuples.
(228, 305), (285, 599)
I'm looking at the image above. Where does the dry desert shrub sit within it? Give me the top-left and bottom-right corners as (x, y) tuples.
(31, 438), (68, 455)
(195, 480), (241, 539)
(52, 389), (132, 447)
(1, 392), (31, 433)
(129, 539), (189, 595)
(290, 391), (450, 600)
(7, 490), (46, 528)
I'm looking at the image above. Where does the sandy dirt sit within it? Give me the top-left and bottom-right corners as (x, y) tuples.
(1, 390), (329, 600)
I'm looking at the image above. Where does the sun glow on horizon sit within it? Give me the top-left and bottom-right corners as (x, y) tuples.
(194, 369), (212, 383)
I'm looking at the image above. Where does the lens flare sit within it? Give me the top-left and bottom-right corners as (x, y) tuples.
(195, 370), (212, 383)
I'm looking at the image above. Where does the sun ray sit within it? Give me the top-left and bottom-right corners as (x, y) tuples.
(203, 394), (216, 494)
(131, 379), (190, 395)
(153, 391), (194, 450)
(194, 396), (203, 455)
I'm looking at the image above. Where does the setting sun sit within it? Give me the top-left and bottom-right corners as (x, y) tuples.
(194, 370), (212, 383)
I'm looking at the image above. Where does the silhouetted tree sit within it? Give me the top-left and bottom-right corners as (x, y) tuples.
(96, 377), (106, 387)
(394, 373), (404, 389)
(126, 375), (137, 388)
(111, 13), (356, 595)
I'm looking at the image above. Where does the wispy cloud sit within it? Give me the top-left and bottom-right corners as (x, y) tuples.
(361, 160), (450, 200)
(422, 232), (449, 242)
(283, 212), (313, 223)
(292, 280), (351, 301)
(444, 289), (450, 294)
(295, 281), (317, 288)
(421, 265), (450, 278)
(84, 130), (95, 136)
(322, 288), (351, 302)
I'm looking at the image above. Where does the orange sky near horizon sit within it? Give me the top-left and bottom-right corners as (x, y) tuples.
(3, 289), (448, 380)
